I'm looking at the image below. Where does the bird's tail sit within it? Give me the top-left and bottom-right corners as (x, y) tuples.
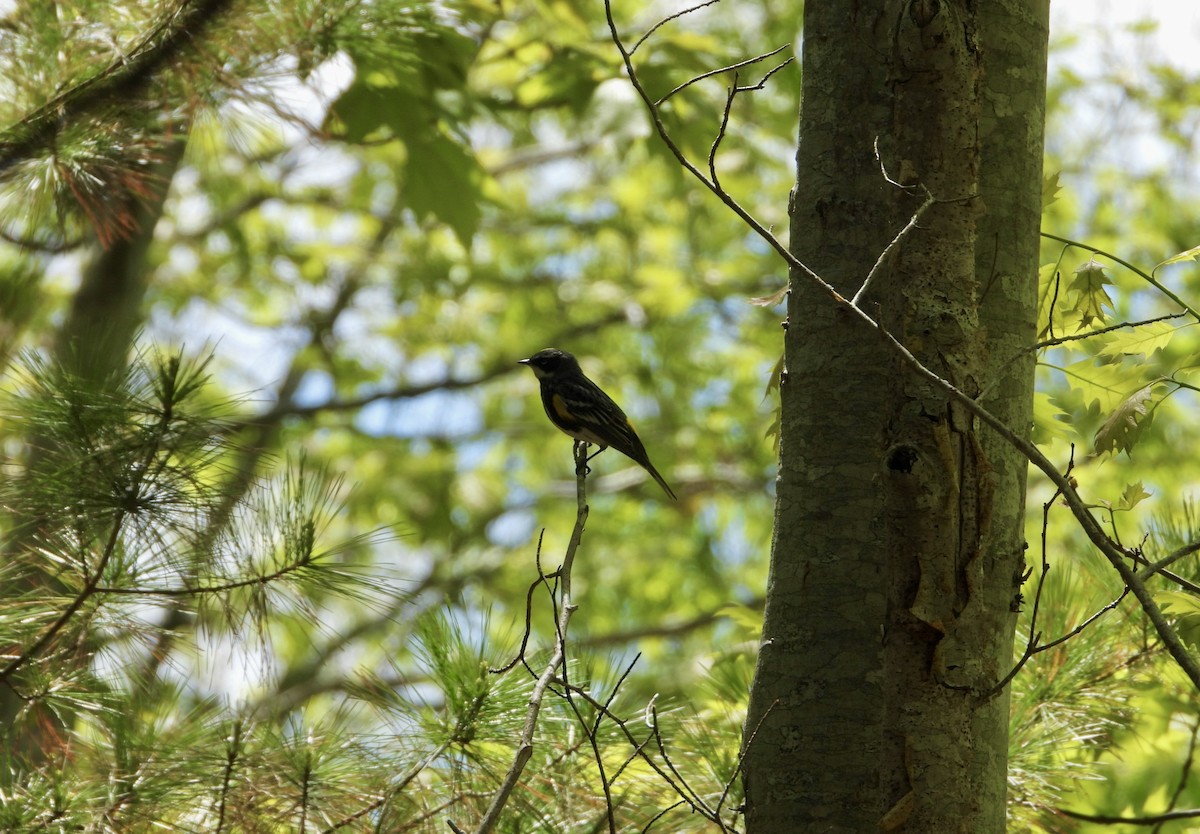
(644, 461), (677, 500)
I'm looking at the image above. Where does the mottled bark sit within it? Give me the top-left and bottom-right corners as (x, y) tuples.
(743, 2), (1048, 831)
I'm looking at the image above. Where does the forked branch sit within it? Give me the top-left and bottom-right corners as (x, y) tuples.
(471, 441), (590, 833)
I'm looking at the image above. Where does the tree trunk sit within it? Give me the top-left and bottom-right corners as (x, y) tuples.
(742, 2), (1048, 831)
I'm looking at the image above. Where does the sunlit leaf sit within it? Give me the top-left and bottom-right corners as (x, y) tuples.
(1057, 355), (1152, 412)
(1155, 591), (1200, 650)
(1153, 244), (1200, 273)
(1068, 256), (1114, 330)
(1095, 319), (1180, 359)
(1094, 383), (1156, 455)
(1116, 481), (1152, 511)
(1042, 171), (1062, 209)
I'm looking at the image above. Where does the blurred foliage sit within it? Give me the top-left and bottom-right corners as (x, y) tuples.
(0, 0), (1199, 830)
(1014, 13), (1200, 832)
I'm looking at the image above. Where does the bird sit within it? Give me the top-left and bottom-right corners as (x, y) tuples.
(518, 348), (677, 500)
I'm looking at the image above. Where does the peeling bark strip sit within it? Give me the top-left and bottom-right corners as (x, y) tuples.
(0, 0), (235, 175)
(742, 1), (1048, 831)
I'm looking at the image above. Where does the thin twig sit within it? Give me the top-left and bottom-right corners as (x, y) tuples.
(603, 1), (833, 298)
(745, 56), (796, 91)
(643, 800), (689, 832)
(562, 682), (718, 825)
(631, 0), (723, 55)
(716, 698), (778, 821)
(1033, 589), (1129, 655)
(997, 471), (1071, 693)
(1045, 267), (1062, 342)
(489, 531), (549, 675)
(853, 185), (936, 305)
(1034, 312), (1189, 351)
(1138, 541), (1200, 583)
(565, 683), (618, 834)
(472, 443), (589, 834)
(648, 705), (714, 819)
(1056, 806), (1200, 825)
(976, 311), (1190, 406)
(656, 45), (789, 105)
(708, 74), (738, 190)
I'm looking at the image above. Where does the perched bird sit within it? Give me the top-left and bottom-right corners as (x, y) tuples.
(518, 348), (677, 500)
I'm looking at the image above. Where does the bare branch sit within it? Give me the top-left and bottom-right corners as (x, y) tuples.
(579, 595), (764, 648)
(603, 1), (835, 300)
(473, 441), (590, 833)
(853, 184), (936, 306)
(560, 681), (728, 828)
(717, 698), (778, 823)
(1034, 312), (1189, 352)
(708, 74), (737, 190)
(1055, 806), (1200, 826)
(656, 45), (790, 105)
(1033, 589), (1130, 656)
(489, 532), (551, 675)
(631, 0), (723, 55)
(1138, 541), (1200, 583)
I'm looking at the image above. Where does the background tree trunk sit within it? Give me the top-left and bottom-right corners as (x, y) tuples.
(743, 2), (1048, 831)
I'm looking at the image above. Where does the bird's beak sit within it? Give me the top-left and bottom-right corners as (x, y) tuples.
(517, 358), (531, 365)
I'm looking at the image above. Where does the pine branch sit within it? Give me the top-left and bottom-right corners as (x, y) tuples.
(0, 0), (235, 176)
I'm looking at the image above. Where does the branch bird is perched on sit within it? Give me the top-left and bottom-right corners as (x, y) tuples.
(519, 348), (677, 500)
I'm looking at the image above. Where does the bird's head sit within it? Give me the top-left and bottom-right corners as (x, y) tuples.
(518, 348), (580, 380)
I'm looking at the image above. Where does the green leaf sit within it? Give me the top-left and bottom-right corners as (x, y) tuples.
(1068, 256), (1114, 330)
(1093, 384), (1155, 456)
(1153, 244), (1200, 273)
(403, 131), (484, 244)
(1116, 481), (1152, 511)
(325, 82), (411, 143)
(1095, 319), (1179, 359)
(1155, 591), (1200, 650)
(1042, 171), (1062, 209)
(1031, 390), (1077, 445)
(1058, 355), (1152, 412)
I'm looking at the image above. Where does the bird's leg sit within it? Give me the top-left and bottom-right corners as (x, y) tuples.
(584, 445), (606, 464)
(574, 440), (592, 477)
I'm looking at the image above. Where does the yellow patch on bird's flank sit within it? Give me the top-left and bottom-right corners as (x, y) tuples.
(551, 393), (573, 422)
